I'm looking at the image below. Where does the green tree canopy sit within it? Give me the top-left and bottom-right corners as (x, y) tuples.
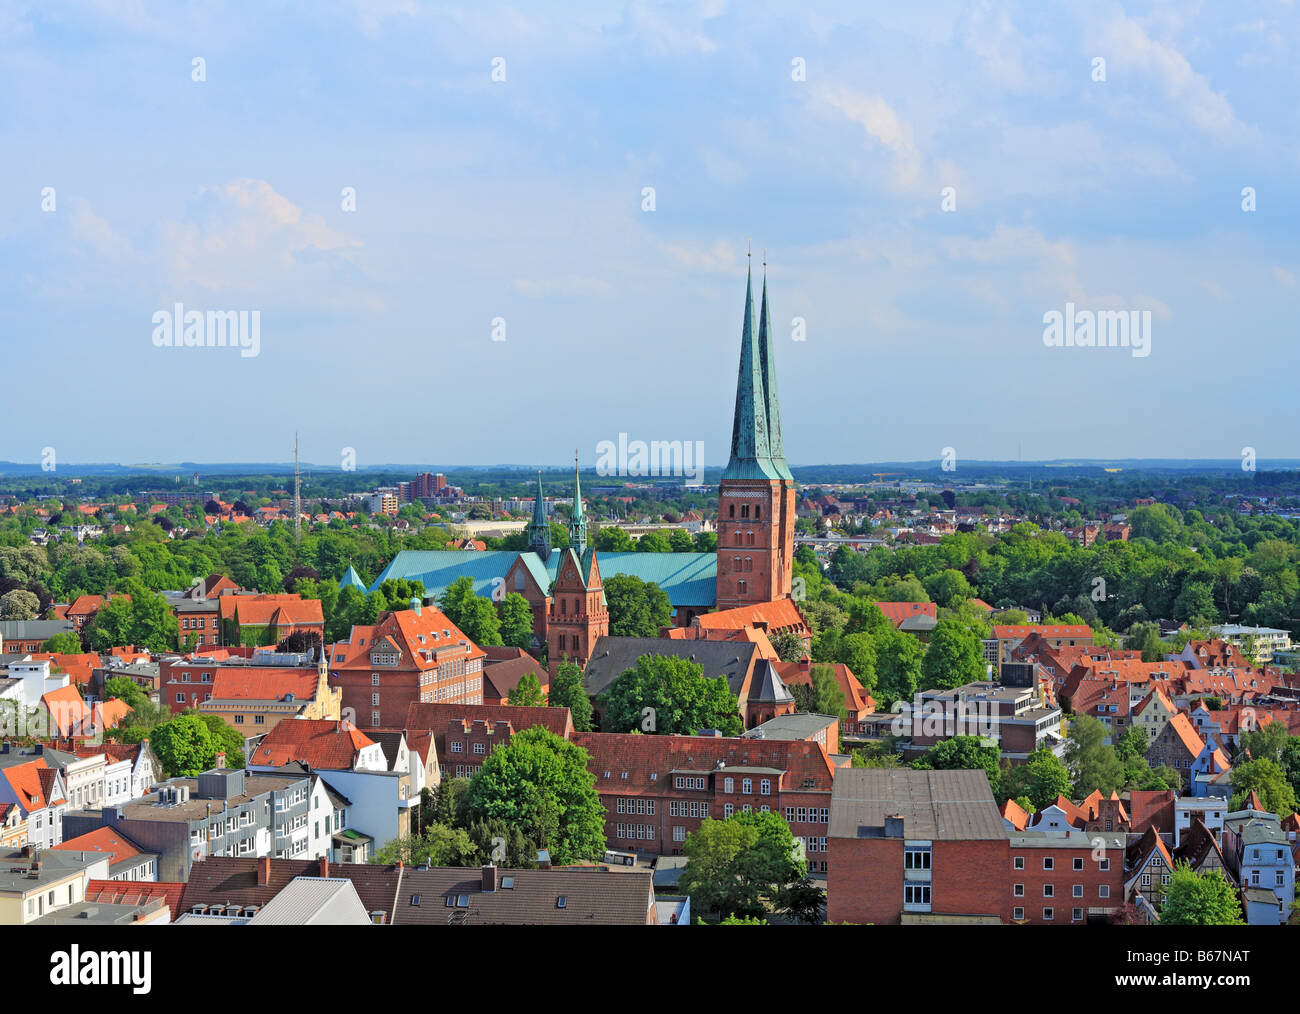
(601, 654), (742, 736)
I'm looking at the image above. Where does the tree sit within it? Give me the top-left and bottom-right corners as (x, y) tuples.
(1158, 863), (1244, 925)
(41, 631), (84, 654)
(103, 676), (148, 711)
(547, 660), (593, 732)
(1114, 725), (1148, 762)
(837, 632), (878, 695)
(913, 736), (1001, 796)
(923, 569), (973, 609)
(604, 574), (672, 637)
(771, 630), (805, 663)
(461, 727), (606, 866)
(920, 619), (985, 691)
(1000, 748), (1073, 811)
(456, 594), (503, 647)
(0, 588), (39, 620)
(804, 665), (847, 722)
(498, 592), (535, 650)
(601, 654), (742, 737)
(508, 672), (545, 707)
(874, 627), (923, 707)
(150, 712), (215, 777)
(374, 823), (479, 867)
(679, 811), (808, 920)
(1064, 714), (1125, 796)
(1229, 757), (1296, 818)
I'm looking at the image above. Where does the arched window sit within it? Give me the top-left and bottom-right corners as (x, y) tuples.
(744, 557), (753, 572)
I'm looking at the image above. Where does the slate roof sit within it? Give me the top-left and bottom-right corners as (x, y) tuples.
(179, 857), (403, 918)
(394, 866), (654, 925)
(583, 636), (761, 699)
(828, 768), (1007, 841)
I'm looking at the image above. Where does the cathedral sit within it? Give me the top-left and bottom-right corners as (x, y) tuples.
(367, 263), (801, 668)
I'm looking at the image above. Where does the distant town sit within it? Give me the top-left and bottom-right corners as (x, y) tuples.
(2, 273), (1298, 930)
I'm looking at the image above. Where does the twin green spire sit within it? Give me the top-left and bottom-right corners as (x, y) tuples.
(723, 256), (794, 482)
(527, 455), (588, 560)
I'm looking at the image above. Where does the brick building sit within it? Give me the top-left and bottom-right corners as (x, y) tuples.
(1008, 830), (1124, 924)
(827, 769), (1010, 925)
(328, 605), (486, 729)
(574, 731), (836, 872)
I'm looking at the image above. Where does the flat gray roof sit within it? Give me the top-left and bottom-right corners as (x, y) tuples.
(829, 768), (1008, 841)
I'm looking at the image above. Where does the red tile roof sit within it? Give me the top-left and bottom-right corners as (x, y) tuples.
(874, 601), (937, 626)
(573, 731), (834, 795)
(248, 719), (376, 769)
(86, 879), (184, 915)
(209, 667), (321, 703)
(51, 827), (142, 866)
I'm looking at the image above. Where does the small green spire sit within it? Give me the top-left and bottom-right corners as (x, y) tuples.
(528, 469), (551, 561)
(569, 450), (588, 554)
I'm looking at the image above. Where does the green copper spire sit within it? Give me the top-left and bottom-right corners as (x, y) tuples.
(568, 450), (588, 554)
(528, 470), (551, 561)
(723, 255), (781, 481)
(757, 262), (794, 481)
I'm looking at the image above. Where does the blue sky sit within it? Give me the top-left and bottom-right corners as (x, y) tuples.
(1, 1), (1297, 469)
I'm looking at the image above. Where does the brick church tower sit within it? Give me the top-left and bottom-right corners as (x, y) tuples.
(546, 454), (608, 669)
(716, 260), (796, 610)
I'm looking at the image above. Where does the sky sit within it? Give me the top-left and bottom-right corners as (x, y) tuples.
(1, 0), (1297, 470)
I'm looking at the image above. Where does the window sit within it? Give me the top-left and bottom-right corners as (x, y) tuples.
(1043, 884), (1053, 898)
(1072, 885), (1083, 898)
(903, 884), (930, 907)
(724, 777), (734, 793)
(760, 779), (771, 795)
(742, 778), (752, 794)
(904, 847), (931, 871)
(1042, 857), (1053, 871)
(1014, 856), (1024, 870)
(1072, 908), (1083, 922)
(1098, 885), (1110, 899)
(1013, 907), (1024, 921)
(1073, 857), (1084, 871)
(1043, 907), (1054, 921)
(1013, 884), (1024, 897)
(1099, 858), (1110, 871)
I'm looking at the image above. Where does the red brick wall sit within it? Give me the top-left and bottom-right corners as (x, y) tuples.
(716, 479), (796, 610)
(828, 838), (1009, 925)
(1008, 844), (1123, 924)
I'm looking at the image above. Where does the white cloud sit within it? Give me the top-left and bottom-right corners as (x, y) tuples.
(811, 85), (922, 189)
(1093, 12), (1248, 140)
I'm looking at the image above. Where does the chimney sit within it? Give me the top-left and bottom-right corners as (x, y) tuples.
(537, 849), (551, 870)
(215, 751), (226, 770)
(799, 655), (811, 673)
(257, 856), (271, 886)
(318, 856), (329, 878)
(481, 864), (498, 892)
